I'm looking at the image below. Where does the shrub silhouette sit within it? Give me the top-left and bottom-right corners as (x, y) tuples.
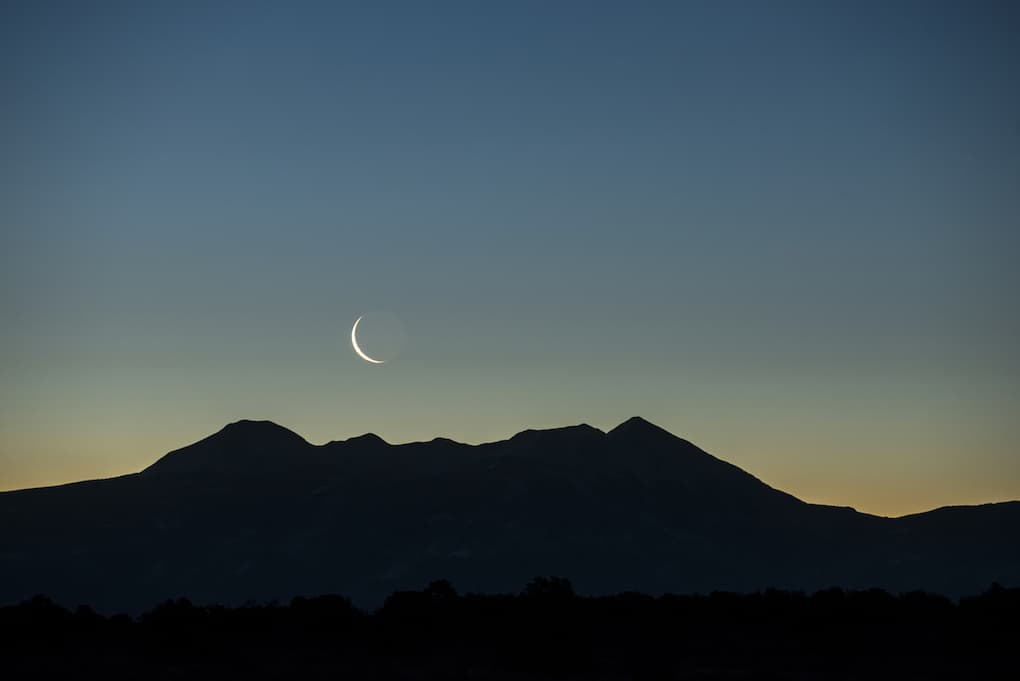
(1, 580), (1018, 680)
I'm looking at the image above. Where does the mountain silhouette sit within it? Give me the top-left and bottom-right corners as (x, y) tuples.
(1, 417), (1017, 612)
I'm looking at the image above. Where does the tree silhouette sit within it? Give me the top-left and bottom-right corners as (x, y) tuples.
(523, 576), (574, 599)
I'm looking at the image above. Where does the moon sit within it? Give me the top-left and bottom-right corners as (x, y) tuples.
(351, 316), (385, 364)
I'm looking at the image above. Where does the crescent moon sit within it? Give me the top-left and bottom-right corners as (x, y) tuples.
(351, 316), (385, 364)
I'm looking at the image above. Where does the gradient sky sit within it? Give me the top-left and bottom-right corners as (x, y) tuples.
(2, 1), (1018, 516)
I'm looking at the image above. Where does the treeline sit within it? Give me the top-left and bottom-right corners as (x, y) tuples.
(3, 579), (1018, 680)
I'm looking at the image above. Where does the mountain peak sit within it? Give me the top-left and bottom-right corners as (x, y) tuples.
(222, 419), (302, 435)
(608, 416), (673, 439)
(213, 420), (309, 447)
(143, 420), (309, 476)
(343, 432), (388, 446)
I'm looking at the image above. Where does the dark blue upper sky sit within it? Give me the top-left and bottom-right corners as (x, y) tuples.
(2, 1), (1018, 515)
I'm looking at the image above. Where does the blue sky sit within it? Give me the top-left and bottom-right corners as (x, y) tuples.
(2, 1), (1018, 515)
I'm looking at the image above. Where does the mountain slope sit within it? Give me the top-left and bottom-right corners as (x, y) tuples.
(1, 418), (1017, 612)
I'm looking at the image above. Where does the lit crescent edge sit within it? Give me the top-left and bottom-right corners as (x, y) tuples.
(351, 316), (385, 364)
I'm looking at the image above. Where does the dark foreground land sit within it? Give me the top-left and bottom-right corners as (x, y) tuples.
(3, 579), (1017, 680)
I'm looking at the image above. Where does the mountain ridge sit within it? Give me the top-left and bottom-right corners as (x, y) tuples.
(5, 416), (1015, 518)
(1, 416), (1017, 612)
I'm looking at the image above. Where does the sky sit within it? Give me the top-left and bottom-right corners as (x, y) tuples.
(2, 1), (1018, 516)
